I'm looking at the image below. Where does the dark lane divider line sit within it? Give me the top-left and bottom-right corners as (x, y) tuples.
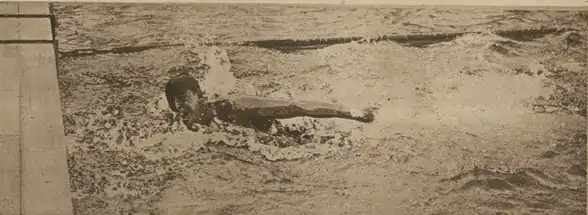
(57, 27), (577, 58)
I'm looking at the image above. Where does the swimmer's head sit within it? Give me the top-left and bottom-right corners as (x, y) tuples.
(165, 70), (215, 131)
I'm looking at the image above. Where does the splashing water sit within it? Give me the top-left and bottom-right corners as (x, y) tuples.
(199, 46), (238, 99)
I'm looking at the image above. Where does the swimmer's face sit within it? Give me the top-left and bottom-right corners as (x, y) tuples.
(181, 93), (215, 130)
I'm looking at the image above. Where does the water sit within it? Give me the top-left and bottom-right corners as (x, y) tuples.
(54, 3), (587, 215)
(53, 3), (588, 51)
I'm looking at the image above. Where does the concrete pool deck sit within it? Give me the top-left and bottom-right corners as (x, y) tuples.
(0, 2), (73, 215)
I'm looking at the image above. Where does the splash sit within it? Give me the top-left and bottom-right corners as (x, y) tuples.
(199, 46), (238, 99)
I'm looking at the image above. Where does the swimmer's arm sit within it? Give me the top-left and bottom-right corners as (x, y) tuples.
(228, 95), (348, 113)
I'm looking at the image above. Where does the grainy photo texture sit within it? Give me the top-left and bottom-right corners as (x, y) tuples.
(51, 3), (587, 215)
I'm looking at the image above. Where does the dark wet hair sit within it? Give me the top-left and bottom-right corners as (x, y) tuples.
(164, 71), (205, 112)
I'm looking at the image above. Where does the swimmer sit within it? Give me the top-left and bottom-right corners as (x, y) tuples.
(164, 67), (376, 132)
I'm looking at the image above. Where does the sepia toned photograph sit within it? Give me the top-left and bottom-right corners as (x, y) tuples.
(2, 2), (586, 215)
